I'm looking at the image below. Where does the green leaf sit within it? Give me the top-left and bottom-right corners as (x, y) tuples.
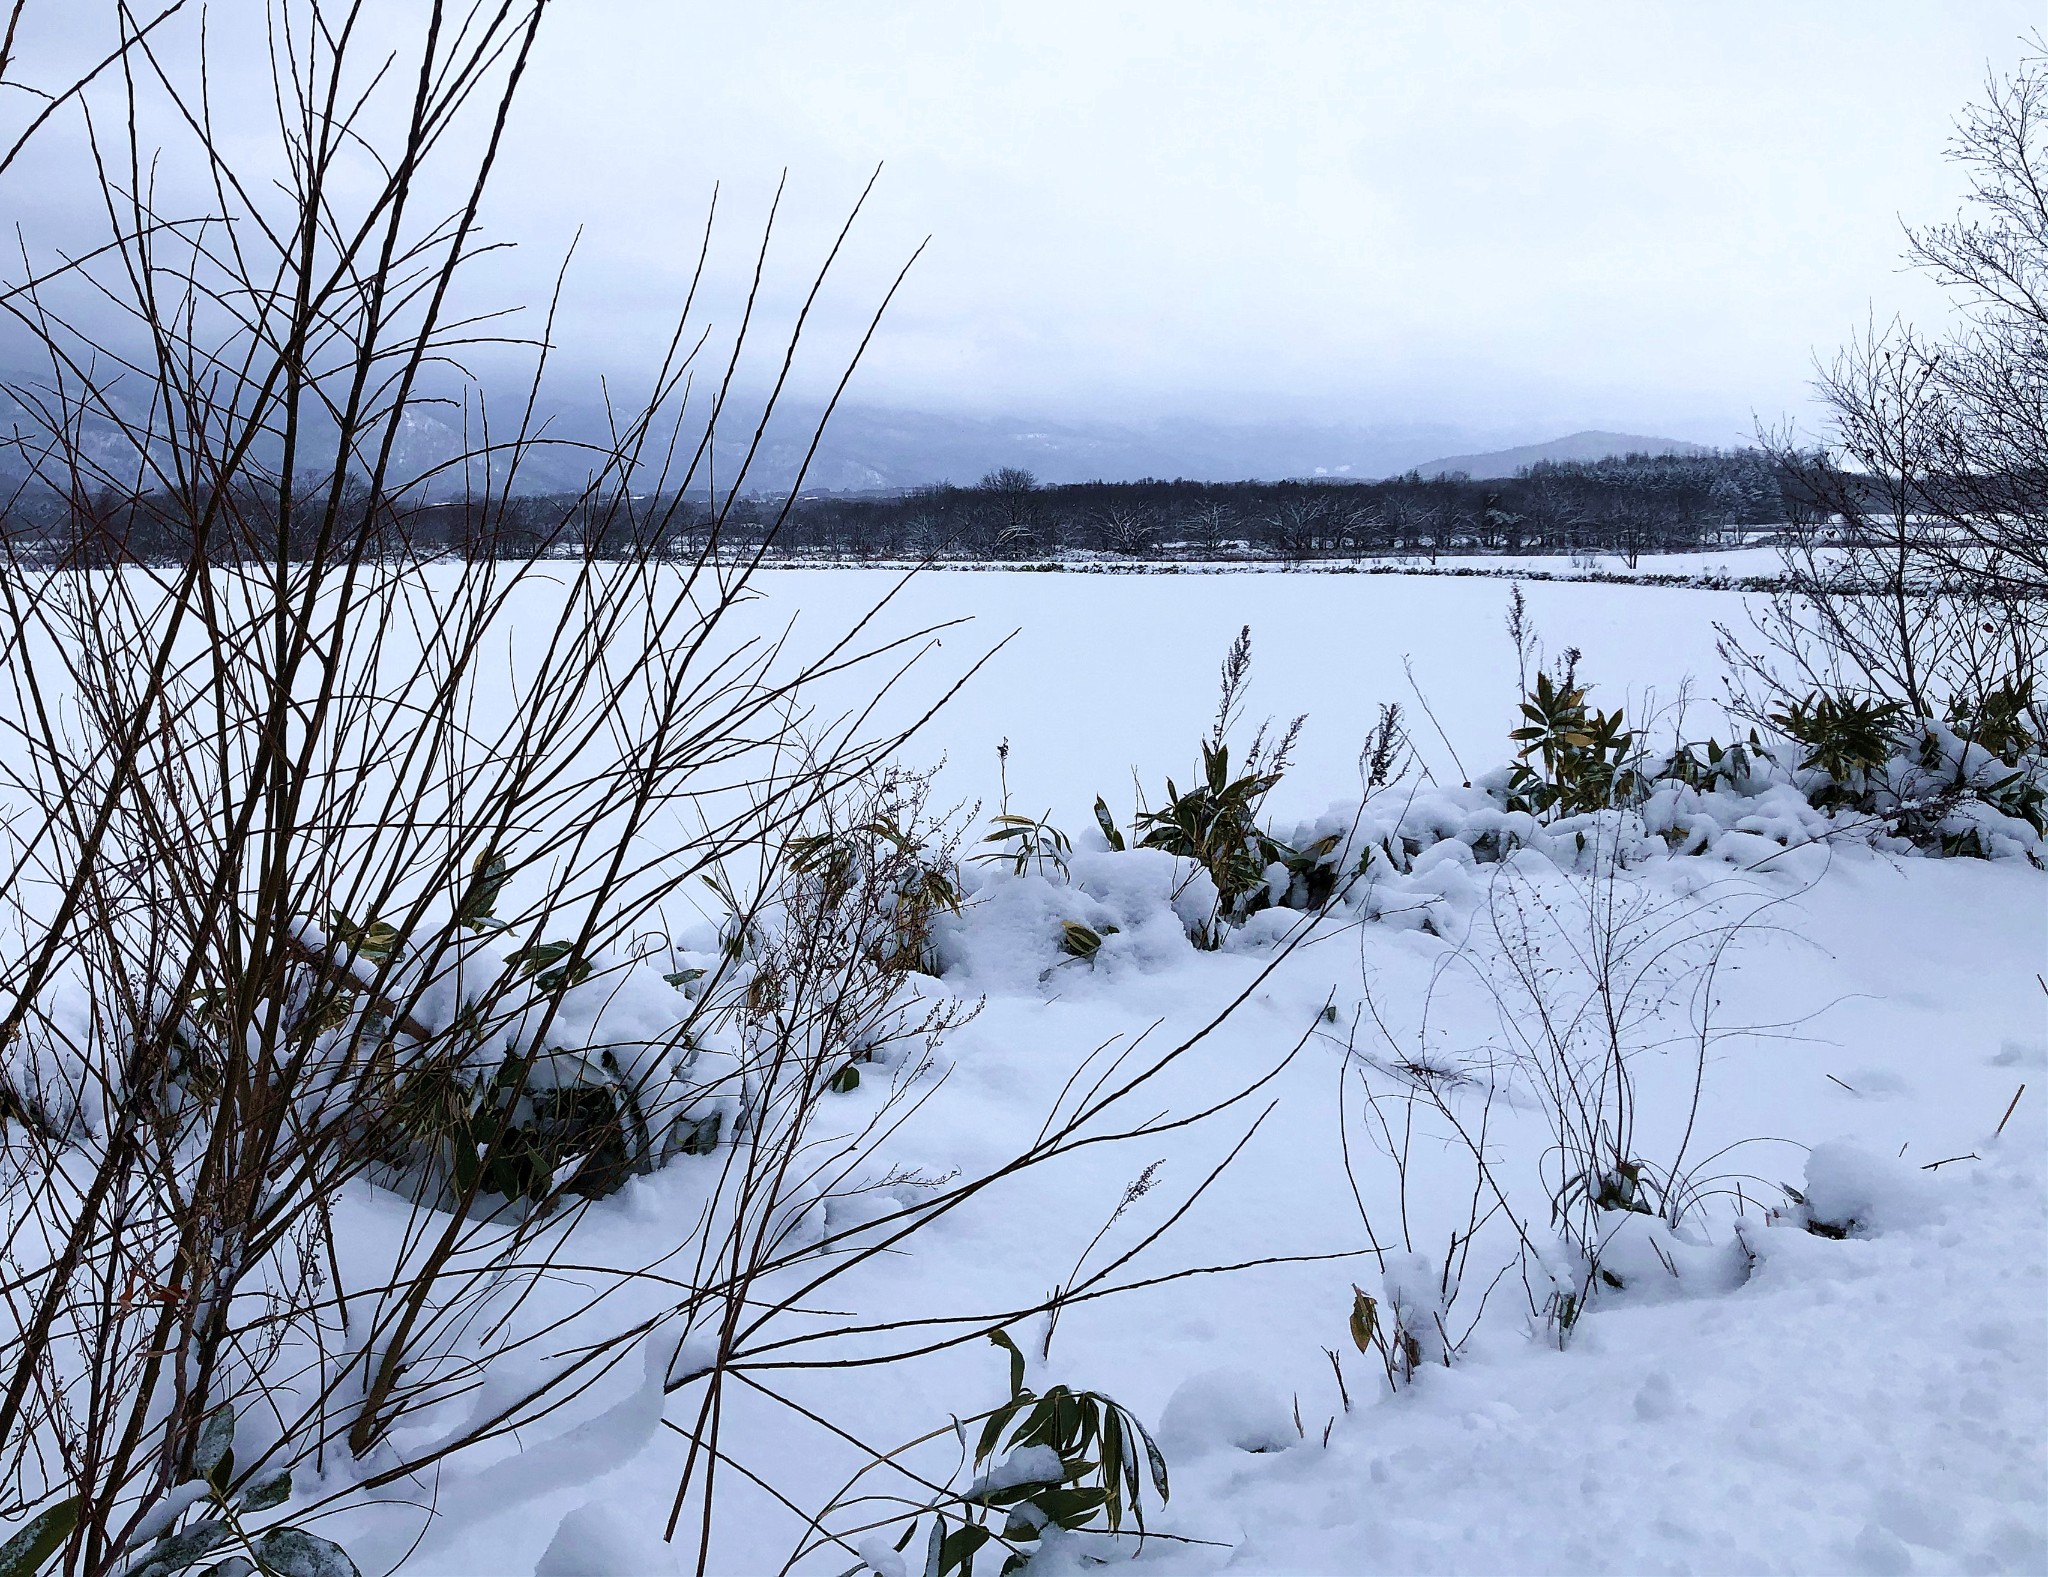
(456, 852), (511, 930)
(966, 1482), (1045, 1512)
(1009, 1396), (1054, 1452)
(248, 1527), (361, 1577)
(787, 833), (840, 874)
(1289, 833), (1339, 871)
(662, 968), (705, 989)
(193, 1403), (235, 1476)
(133, 1519), (228, 1577)
(1092, 797), (1126, 851)
(1133, 1414), (1170, 1502)
(327, 911), (400, 963)
(1349, 1286), (1379, 1354)
(828, 1064), (861, 1094)
(936, 1523), (991, 1577)
(1052, 1391), (1083, 1453)
(450, 1133), (481, 1196)
(1057, 922), (1103, 961)
(675, 1110), (723, 1156)
(975, 1401), (1021, 1472)
(1100, 1410), (1128, 1531)
(235, 1471), (292, 1515)
(987, 1330), (1028, 1403)
(512, 938), (574, 973)
(1032, 1486), (1109, 1531)
(0, 1497), (77, 1577)
(510, 939), (592, 993)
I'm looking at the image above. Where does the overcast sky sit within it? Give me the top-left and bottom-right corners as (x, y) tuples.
(493, 1), (2040, 445)
(7, 3), (2042, 449)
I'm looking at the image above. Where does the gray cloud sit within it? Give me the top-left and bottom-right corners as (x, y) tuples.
(3, 1), (2038, 457)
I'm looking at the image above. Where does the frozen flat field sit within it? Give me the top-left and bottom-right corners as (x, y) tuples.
(737, 567), (1754, 824)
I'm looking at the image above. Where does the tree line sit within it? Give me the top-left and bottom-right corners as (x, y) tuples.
(763, 448), (1800, 564)
(3, 446), (1827, 568)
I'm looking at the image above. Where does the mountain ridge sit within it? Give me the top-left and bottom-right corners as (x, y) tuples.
(0, 374), (1729, 495)
(1409, 430), (1712, 481)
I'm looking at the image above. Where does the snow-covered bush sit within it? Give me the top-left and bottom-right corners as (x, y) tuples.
(1108, 712), (2041, 957)
(15, 1402), (365, 1577)
(1762, 685), (2047, 856)
(1004, 649), (2045, 970)
(1777, 1140), (1943, 1240)
(1074, 625), (1339, 947)
(813, 1331), (1170, 1577)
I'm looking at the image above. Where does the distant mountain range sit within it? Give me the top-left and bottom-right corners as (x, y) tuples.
(736, 406), (1483, 491)
(0, 372), (1720, 495)
(689, 411), (1725, 491)
(1409, 430), (1711, 481)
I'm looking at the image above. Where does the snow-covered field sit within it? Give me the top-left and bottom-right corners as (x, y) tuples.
(739, 567), (1752, 823)
(341, 568), (2046, 1576)
(10, 567), (2046, 1576)
(440, 849), (2046, 1577)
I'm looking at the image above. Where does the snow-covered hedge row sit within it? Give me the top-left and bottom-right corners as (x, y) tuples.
(1267, 712), (2046, 922)
(927, 715), (2044, 988)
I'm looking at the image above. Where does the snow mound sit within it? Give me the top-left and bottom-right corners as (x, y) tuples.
(534, 1501), (680, 1577)
(1159, 1152), (2047, 1576)
(1796, 1140), (1943, 1237)
(1157, 1368), (1297, 1458)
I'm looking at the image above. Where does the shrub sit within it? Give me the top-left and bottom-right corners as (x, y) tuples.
(1655, 731), (1768, 794)
(0, 1403), (360, 1577)
(1123, 626), (1342, 941)
(976, 813), (1074, 882)
(1769, 691), (1904, 804)
(1504, 663), (1637, 817)
(1344, 842), (1771, 1358)
(1947, 677), (2038, 764)
(786, 774), (964, 976)
(1136, 737), (1288, 911)
(917, 1331), (1169, 1576)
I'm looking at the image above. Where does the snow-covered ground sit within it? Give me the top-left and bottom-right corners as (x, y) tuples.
(10, 567), (2046, 1576)
(364, 842), (2043, 1576)
(329, 568), (2044, 1576)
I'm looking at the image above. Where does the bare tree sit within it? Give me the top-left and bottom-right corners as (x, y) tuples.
(970, 465), (1034, 552)
(1093, 502), (1155, 556)
(1751, 41), (2048, 721)
(0, 2), (959, 1567)
(1757, 321), (1967, 715)
(1909, 36), (2048, 598)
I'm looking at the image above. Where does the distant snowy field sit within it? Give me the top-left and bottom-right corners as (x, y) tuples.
(740, 566), (1757, 825)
